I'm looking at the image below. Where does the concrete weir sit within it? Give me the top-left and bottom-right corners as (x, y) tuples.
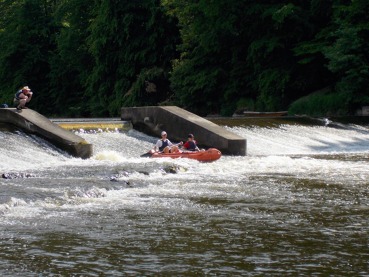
(121, 106), (247, 155)
(51, 118), (132, 132)
(0, 108), (92, 159)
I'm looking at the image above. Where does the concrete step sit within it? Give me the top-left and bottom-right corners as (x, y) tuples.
(51, 118), (132, 131)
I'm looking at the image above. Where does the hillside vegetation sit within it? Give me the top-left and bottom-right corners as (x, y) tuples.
(1, 0), (369, 117)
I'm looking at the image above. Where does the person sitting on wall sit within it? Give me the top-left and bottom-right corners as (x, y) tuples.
(153, 131), (183, 153)
(14, 86), (33, 110)
(182, 133), (200, 151)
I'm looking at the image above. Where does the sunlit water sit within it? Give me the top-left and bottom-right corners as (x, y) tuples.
(0, 119), (368, 276)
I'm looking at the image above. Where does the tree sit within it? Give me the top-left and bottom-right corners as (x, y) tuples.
(48, 0), (94, 116)
(323, 0), (369, 111)
(85, 0), (179, 116)
(163, 0), (238, 115)
(164, 1), (328, 115)
(0, 0), (58, 112)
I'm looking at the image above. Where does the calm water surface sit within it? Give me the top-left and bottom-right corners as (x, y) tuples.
(0, 118), (368, 276)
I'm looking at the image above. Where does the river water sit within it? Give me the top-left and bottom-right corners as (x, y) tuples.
(0, 118), (368, 276)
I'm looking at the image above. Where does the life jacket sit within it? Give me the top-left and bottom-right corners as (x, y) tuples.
(14, 90), (23, 100)
(159, 139), (169, 151)
(185, 140), (197, 151)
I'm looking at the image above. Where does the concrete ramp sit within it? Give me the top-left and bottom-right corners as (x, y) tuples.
(121, 106), (246, 155)
(0, 108), (92, 159)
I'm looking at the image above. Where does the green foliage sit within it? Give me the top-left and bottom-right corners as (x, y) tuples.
(165, 0), (248, 115)
(164, 0), (337, 115)
(236, 98), (255, 111)
(170, 57), (227, 115)
(1, 0), (369, 117)
(289, 90), (352, 117)
(322, 0), (369, 108)
(48, 0), (94, 117)
(122, 67), (171, 107)
(0, 0), (57, 110)
(255, 69), (290, 111)
(85, 0), (179, 116)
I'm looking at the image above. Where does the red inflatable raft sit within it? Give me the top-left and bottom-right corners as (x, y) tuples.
(145, 148), (222, 162)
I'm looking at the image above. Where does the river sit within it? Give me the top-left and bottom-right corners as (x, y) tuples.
(0, 118), (368, 276)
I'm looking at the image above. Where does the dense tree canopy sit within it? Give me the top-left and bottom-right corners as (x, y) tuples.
(86, 0), (179, 116)
(0, 0), (368, 117)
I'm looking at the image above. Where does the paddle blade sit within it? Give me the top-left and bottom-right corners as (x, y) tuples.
(140, 150), (154, 158)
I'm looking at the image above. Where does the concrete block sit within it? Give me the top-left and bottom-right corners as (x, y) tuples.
(121, 106), (247, 156)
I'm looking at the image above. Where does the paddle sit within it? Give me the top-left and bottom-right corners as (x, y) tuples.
(140, 149), (155, 157)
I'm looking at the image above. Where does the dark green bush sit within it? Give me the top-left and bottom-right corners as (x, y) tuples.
(289, 91), (352, 117)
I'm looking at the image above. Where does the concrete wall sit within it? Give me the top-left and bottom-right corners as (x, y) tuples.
(0, 108), (92, 159)
(121, 106), (247, 155)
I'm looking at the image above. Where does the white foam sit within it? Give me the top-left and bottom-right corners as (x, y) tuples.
(226, 124), (369, 156)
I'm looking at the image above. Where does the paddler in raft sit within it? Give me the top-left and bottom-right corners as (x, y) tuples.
(153, 131), (183, 154)
(182, 133), (201, 151)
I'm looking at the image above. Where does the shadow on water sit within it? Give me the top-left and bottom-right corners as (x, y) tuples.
(307, 136), (369, 153)
(0, 123), (18, 132)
